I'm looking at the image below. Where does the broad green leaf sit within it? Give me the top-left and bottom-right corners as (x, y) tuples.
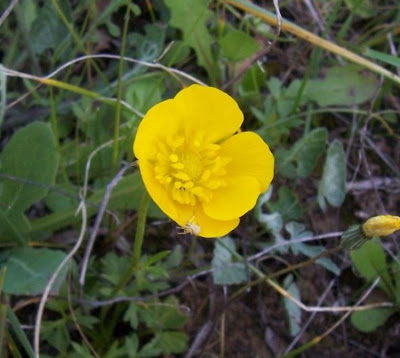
(220, 29), (260, 62)
(350, 239), (394, 296)
(164, 0), (214, 77)
(19, 0), (38, 32)
(282, 274), (301, 336)
(0, 122), (59, 214)
(0, 208), (26, 245)
(318, 140), (347, 211)
(1, 247), (68, 295)
(277, 128), (327, 178)
(351, 308), (393, 333)
(212, 236), (247, 285)
(304, 65), (378, 106)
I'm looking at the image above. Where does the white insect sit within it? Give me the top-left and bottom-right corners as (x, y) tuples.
(177, 216), (201, 236)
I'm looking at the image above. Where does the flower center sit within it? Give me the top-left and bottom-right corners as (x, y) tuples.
(154, 133), (230, 205)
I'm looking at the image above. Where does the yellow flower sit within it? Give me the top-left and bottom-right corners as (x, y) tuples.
(362, 215), (400, 238)
(133, 85), (274, 238)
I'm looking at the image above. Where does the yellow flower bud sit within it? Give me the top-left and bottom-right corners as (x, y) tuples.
(362, 215), (400, 238)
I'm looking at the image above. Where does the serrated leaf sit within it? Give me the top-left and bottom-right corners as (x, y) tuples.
(164, 0), (214, 77)
(123, 303), (139, 329)
(350, 308), (393, 333)
(318, 140), (347, 211)
(212, 237), (247, 285)
(278, 128), (327, 178)
(1, 247), (68, 295)
(138, 296), (187, 331)
(220, 29), (260, 62)
(254, 189), (288, 253)
(286, 222), (340, 275)
(154, 331), (187, 355)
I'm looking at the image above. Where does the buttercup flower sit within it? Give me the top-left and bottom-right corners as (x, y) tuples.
(362, 215), (400, 238)
(341, 215), (400, 250)
(133, 85), (274, 238)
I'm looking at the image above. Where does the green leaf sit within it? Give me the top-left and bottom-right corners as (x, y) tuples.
(286, 222), (340, 275)
(1, 247), (68, 295)
(123, 303), (139, 329)
(318, 140), (347, 211)
(344, 0), (374, 18)
(351, 308), (393, 333)
(277, 128), (327, 178)
(212, 236), (247, 285)
(138, 296), (187, 331)
(164, 0), (214, 77)
(350, 239), (394, 296)
(154, 331), (187, 355)
(138, 331), (187, 357)
(304, 65), (378, 106)
(0, 122), (59, 214)
(0, 208), (26, 245)
(254, 190), (288, 252)
(125, 75), (164, 114)
(269, 187), (302, 221)
(29, 0), (71, 54)
(29, 172), (164, 239)
(364, 48), (400, 68)
(220, 29), (260, 62)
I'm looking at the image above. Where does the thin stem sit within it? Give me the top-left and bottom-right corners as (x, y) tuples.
(132, 191), (151, 272)
(111, 191), (150, 295)
(112, 4), (130, 169)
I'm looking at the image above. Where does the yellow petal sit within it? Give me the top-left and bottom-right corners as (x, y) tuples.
(220, 131), (274, 192)
(202, 176), (260, 221)
(194, 207), (239, 238)
(133, 99), (183, 160)
(174, 85), (243, 143)
(139, 159), (193, 225)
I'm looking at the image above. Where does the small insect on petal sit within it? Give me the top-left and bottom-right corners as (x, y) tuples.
(177, 217), (201, 236)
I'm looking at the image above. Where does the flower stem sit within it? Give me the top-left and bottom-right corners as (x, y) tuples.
(112, 191), (150, 295)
